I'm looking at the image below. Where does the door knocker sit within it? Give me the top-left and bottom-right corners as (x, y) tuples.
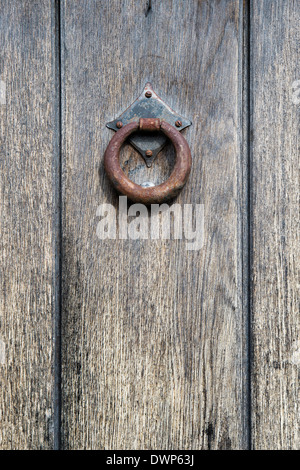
(104, 83), (192, 204)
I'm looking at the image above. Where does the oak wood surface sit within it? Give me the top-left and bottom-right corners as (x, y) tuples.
(61, 0), (247, 449)
(0, 0), (299, 451)
(0, 0), (57, 449)
(251, 0), (300, 450)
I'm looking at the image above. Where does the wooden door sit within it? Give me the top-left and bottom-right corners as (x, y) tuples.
(0, 0), (299, 450)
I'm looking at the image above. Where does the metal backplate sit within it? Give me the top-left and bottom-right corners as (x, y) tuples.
(106, 83), (192, 167)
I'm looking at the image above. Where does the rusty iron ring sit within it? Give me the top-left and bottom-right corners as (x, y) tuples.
(104, 118), (192, 204)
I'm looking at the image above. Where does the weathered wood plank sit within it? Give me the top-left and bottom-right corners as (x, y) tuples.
(61, 0), (247, 449)
(251, 0), (300, 449)
(0, 0), (57, 449)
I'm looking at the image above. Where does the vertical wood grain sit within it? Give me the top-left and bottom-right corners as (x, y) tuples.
(251, 0), (300, 449)
(0, 0), (57, 449)
(61, 0), (247, 449)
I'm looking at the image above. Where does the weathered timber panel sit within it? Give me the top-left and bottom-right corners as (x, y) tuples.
(61, 0), (247, 449)
(0, 0), (57, 449)
(251, 0), (300, 450)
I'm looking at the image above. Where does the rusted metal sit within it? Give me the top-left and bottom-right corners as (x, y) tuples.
(104, 119), (192, 204)
(139, 118), (161, 131)
(116, 121), (123, 129)
(175, 120), (182, 127)
(145, 150), (153, 157)
(106, 83), (192, 167)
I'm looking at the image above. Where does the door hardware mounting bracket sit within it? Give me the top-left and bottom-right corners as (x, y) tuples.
(106, 82), (192, 167)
